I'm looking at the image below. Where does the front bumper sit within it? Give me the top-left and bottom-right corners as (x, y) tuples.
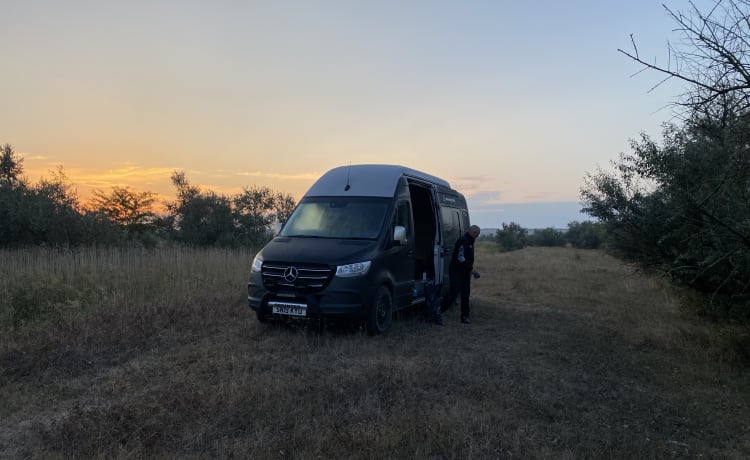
(247, 275), (375, 319)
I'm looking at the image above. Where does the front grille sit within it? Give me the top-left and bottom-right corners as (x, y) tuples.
(261, 262), (334, 292)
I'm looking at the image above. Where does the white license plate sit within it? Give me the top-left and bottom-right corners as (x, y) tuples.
(270, 302), (307, 317)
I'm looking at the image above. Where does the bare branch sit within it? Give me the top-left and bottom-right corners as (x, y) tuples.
(626, 1), (750, 114)
(647, 74), (675, 93)
(617, 47), (726, 92)
(630, 33), (640, 59)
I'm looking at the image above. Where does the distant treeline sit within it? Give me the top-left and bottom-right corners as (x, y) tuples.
(0, 144), (295, 248)
(485, 221), (605, 252)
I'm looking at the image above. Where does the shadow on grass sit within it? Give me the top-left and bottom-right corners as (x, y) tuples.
(255, 302), (437, 337)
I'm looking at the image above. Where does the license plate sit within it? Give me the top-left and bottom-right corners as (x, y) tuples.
(269, 301), (307, 317)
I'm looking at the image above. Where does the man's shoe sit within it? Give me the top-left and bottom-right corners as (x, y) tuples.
(461, 317), (471, 324)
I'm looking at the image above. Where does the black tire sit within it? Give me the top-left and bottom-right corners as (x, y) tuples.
(256, 307), (270, 323)
(367, 285), (393, 335)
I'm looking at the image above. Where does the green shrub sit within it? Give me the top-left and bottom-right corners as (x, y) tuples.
(495, 222), (527, 252)
(528, 227), (566, 247)
(566, 221), (605, 249)
(10, 277), (83, 328)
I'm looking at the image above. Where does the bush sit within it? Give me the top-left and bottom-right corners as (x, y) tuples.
(566, 221), (605, 249)
(528, 227), (566, 247)
(495, 222), (527, 252)
(9, 276), (83, 328)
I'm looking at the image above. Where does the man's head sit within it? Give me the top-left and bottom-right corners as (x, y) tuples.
(469, 225), (481, 239)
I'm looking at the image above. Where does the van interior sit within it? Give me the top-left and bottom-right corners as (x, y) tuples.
(408, 182), (436, 281)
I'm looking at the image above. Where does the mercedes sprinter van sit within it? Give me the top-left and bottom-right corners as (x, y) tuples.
(247, 164), (471, 334)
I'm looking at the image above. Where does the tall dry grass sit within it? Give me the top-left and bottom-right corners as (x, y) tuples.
(0, 246), (255, 335)
(473, 244), (746, 364)
(1, 245), (749, 459)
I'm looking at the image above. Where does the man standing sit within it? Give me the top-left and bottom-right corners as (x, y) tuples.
(443, 225), (481, 324)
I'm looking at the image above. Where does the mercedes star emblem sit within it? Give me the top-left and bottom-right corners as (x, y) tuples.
(283, 266), (299, 282)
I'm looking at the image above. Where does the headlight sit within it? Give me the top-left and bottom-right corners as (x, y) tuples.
(335, 261), (371, 277)
(251, 254), (263, 272)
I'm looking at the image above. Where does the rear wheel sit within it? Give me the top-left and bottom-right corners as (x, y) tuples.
(367, 286), (393, 335)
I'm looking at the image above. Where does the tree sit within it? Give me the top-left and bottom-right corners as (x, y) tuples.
(274, 191), (296, 225)
(566, 221), (605, 249)
(233, 186), (276, 244)
(89, 186), (156, 229)
(232, 186), (297, 244)
(591, 0), (750, 318)
(0, 162), (117, 247)
(30, 166), (84, 245)
(166, 171), (234, 246)
(495, 222), (527, 252)
(528, 227), (566, 248)
(619, 1), (750, 116)
(582, 114), (750, 317)
(0, 144), (24, 187)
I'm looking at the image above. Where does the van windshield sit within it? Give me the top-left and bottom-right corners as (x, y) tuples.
(280, 197), (389, 239)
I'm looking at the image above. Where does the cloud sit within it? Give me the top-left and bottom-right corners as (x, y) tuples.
(20, 154), (48, 161)
(236, 171), (321, 181)
(448, 175), (496, 195)
(522, 193), (551, 201)
(466, 191), (503, 206)
(68, 166), (177, 190)
(21, 161), (177, 196)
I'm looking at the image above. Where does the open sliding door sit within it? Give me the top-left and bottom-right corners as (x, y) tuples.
(429, 185), (444, 286)
(406, 178), (442, 284)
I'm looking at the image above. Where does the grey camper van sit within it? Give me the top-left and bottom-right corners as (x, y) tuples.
(247, 164), (471, 334)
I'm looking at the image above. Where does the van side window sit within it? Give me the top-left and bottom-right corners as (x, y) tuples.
(442, 208), (461, 246)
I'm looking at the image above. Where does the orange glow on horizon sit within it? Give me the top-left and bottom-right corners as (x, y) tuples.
(19, 155), (317, 216)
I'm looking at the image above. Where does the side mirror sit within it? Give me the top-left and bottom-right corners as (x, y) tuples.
(392, 225), (407, 246)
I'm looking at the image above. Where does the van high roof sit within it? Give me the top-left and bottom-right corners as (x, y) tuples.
(305, 164), (452, 198)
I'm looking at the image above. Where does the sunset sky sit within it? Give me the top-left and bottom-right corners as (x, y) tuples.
(2, 1), (704, 228)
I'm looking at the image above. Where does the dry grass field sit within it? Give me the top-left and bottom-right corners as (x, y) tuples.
(1, 244), (749, 459)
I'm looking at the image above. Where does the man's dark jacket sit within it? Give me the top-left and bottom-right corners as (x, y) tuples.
(449, 231), (475, 274)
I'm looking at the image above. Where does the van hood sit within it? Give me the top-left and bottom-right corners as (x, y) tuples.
(259, 237), (378, 265)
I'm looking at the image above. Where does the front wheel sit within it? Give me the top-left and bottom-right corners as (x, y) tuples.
(366, 286), (393, 335)
(256, 307), (270, 323)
